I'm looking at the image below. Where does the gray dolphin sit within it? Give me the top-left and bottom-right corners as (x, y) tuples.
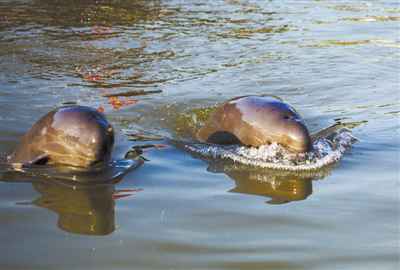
(8, 106), (114, 168)
(196, 95), (312, 153)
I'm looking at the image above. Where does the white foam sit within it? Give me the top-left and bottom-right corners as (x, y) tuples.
(184, 129), (357, 171)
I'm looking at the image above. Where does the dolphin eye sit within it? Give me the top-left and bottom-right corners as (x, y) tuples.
(283, 115), (290, 120)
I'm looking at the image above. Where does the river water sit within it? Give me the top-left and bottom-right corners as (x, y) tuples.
(0, 1), (399, 269)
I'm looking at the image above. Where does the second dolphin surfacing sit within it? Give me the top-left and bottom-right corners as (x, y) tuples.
(196, 95), (312, 153)
(4, 105), (144, 183)
(8, 106), (115, 168)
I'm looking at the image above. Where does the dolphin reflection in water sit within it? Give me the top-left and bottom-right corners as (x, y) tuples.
(32, 179), (116, 235)
(0, 163), (142, 236)
(207, 161), (332, 204)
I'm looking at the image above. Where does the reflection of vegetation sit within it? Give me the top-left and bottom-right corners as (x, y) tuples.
(173, 107), (216, 139)
(329, 4), (369, 12)
(0, 0), (293, 95)
(306, 39), (400, 48)
(316, 16), (400, 24)
(315, 40), (371, 46)
(218, 25), (290, 39)
(0, 0), (177, 93)
(1, 2), (163, 67)
(342, 16), (400, 22)
(221, 52), (284, 68)
(0, 0), (164, 28)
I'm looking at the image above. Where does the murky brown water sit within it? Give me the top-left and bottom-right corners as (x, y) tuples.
(0, 1), (399, 269)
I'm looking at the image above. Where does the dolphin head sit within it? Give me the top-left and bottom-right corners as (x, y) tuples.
(9, 106), (114, 168)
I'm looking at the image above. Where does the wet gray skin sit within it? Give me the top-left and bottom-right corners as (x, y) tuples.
(197, 95), (312, 153)
(8, 106), (114, 168)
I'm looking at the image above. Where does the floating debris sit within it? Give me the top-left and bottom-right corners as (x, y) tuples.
(97, 105), (105, 113)
(108, 97), (138, 110)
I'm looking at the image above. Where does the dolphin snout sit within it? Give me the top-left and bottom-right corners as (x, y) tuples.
(285, 121), (312, 153)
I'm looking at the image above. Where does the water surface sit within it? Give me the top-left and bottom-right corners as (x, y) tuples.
(0, 1), (399, 269)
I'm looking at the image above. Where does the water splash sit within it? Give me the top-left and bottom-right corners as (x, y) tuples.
(184, 128), (357, 171)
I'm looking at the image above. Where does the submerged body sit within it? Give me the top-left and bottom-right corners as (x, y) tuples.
(197, 95), (312, 153)
(8, 106), (114, 168)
